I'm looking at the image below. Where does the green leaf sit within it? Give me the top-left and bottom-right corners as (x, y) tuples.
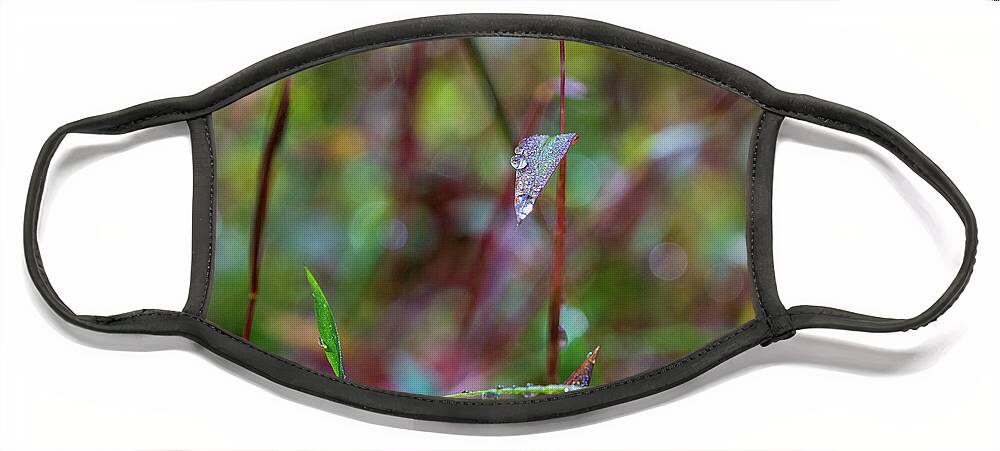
(306, 266), (344, 378)
(444, 384), (583, 399)
(445, 346), (602, 399)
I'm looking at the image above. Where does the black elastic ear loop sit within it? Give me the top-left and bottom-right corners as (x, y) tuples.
(773, 96), (978, 333)
(24, 104), (200, 334)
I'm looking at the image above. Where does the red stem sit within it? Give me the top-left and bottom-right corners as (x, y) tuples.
(559, 41), (566, 133)
(243, 78), (291, 341)
(546, 41), (567, 384)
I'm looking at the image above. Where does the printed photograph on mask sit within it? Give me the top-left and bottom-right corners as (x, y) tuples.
(206, 37), (761, 398)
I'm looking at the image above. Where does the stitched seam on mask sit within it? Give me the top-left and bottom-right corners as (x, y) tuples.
(198, 118), (215, 317)
(787, 310), (872, 319)
(103, 310), (759, 406)
(748, 112), (776, 336)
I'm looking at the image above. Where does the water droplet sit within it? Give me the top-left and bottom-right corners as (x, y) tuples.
(525, 383), (533, 387)
(514, 194), (534, 224)
(563, 387), (573, 393)
(461, 390), (470, 394)
(318, 338), (327, 350)
(510, 154), (528, 170)
(497, 385), (505, 390)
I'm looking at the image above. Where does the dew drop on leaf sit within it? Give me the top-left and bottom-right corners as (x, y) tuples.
(511, 133), (578, 224)
(511, 154), (528, 170)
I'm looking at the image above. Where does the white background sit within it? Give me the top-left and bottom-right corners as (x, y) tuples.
(1, 1), (997, 449)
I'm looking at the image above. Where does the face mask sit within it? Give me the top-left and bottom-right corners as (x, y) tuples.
(25, 14), (977, 424)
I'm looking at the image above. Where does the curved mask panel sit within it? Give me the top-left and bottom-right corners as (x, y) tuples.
(206, 37), (761, 397)
(27, 15), (974, 423)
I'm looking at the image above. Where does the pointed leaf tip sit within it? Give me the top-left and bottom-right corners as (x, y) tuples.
(563, 345), (600, 387)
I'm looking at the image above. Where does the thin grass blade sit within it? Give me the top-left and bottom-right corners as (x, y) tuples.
(306, 266), (344, 378)
(444, 384), (583, 399)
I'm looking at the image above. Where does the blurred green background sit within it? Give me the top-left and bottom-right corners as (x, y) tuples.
(208, 37), (760, 396)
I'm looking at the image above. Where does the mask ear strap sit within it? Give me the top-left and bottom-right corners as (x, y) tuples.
(772, 96), (978, 333)
(25, 101), (206, 334)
